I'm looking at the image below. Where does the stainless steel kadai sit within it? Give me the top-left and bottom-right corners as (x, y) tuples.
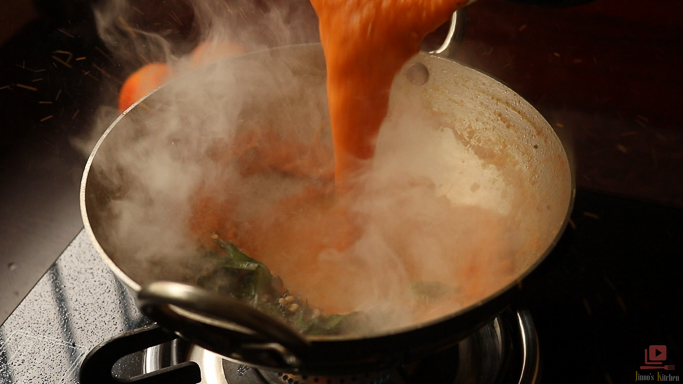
(80, 38), (573, 376)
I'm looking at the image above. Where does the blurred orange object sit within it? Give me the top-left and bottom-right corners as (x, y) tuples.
(190, 41), (247, 68)
(118, 63), (171, 112)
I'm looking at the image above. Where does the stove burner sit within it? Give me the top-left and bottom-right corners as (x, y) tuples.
(137, 308), (539, 384)
(259, 370), (392, 384)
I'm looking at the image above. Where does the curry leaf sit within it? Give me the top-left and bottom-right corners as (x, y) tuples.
(198, 239), (368, 336)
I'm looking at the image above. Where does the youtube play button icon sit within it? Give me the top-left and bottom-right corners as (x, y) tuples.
(649, 345), (667, 361)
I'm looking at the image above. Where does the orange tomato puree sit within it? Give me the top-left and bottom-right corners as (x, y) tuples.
(310, 0), (468, 190)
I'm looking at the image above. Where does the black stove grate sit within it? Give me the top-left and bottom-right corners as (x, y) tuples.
(77, 308), (538, 384)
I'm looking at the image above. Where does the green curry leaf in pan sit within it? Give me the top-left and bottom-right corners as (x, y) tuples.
(196, 236), (456, 336)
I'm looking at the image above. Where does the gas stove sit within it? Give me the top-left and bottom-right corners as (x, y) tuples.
(0, 230), (539, 384)
(79, 307), (538, 384)
(0, 189), (681, 383)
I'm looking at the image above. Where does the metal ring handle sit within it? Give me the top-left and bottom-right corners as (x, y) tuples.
(138, 282), (311, 363)
(79, 324), (201, 384)
(429, 7), (470, 60)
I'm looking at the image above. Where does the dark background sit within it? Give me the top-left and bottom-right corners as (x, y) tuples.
(0, 0), (681, 382)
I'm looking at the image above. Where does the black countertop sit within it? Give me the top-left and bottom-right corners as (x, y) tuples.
(520, 189), (683, 383)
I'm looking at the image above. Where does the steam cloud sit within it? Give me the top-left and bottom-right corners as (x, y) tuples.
(79, 0), (564, 336)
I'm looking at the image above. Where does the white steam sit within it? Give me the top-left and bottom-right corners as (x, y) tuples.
(79, 0), (558, 337)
